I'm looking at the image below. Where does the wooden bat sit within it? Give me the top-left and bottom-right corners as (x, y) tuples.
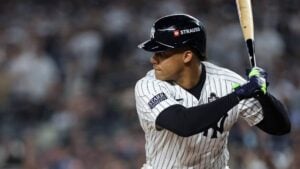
(236, 0), (256, 67)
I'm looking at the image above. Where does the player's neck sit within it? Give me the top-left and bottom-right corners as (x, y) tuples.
(176, 63), (202, 89)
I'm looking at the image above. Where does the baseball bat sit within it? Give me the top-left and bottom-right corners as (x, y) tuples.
(236, 0), (256, 67)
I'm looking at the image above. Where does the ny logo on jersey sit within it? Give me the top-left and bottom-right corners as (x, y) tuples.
(203, 93), (227, 138)
(203, 113), (228, 138)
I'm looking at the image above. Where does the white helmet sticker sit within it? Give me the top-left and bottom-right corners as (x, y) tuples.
(150, 27), (155, 39)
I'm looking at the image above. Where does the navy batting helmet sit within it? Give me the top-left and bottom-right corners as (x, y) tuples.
(138, 14), (206, 60)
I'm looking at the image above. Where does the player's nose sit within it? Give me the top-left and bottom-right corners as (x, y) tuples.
(150, 55), (159, 64)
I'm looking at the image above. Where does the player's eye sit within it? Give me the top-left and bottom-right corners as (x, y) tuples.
(155, 52), (172, 59)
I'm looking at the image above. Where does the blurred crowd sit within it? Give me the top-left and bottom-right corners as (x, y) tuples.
(0, 0), (299, 169)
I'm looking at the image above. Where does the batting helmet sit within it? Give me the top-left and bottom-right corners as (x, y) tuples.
(138, 14), (206, 60)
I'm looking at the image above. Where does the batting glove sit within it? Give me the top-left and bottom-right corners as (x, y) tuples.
(233, 67), (268, 100)
(246, 67), (268, 94)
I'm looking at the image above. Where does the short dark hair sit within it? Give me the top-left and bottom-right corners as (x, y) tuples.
(190, 46), (207, 61)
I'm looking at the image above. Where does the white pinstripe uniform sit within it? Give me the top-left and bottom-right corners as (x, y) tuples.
(135, 62), (264, 169)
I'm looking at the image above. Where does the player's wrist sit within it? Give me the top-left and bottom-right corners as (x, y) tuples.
(232, 91), (242, 101)
(230, 92), (243, 102)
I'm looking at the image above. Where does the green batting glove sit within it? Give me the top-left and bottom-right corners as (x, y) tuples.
(232, 83), (240, 90)
(248, 67), (260, 78)
(247, 67), (268, 95)
(260, 82), (267, 95)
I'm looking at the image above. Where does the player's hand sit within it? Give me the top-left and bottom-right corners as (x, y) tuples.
(233, 67), (268, 100)
(246, 67), (267, 80)
(246, 67), (268, 95)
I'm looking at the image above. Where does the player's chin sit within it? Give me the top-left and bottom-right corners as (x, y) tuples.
(155, 71), (168, 81)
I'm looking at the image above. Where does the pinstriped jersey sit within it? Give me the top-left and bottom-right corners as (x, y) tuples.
(135, 61), (263, 169)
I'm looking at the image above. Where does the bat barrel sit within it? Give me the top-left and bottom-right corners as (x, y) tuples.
(236, 0), (256, 68)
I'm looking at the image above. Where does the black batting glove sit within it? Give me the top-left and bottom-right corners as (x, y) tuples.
(246, 67), (268, 80)
(233, 67), (268, 100)
(233, 77), (265, 100)
(247, 67), (268, 95)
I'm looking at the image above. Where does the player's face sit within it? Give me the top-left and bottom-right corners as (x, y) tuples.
(150, 49), (185, 81)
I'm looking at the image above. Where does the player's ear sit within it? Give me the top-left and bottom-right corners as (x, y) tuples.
(183, 50), (193, 63)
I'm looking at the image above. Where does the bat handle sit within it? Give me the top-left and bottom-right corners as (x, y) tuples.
(246, 39), (256, 67)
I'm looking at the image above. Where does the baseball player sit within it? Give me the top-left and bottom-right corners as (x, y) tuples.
(134, 14), (291, 169)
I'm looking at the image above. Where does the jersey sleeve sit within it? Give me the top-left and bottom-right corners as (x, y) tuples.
(238, 98), (264, 126)
(135, 78), (178, 126)
(221, 68), (264, 126)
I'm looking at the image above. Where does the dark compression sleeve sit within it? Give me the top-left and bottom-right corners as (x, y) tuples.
(155, 93), (240, 137)
(255, 93), (291, 135)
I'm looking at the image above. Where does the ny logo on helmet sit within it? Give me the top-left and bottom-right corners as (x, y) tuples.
(150, 27), (155, 39)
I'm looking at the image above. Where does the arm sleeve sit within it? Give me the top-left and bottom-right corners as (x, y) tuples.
(155, 93), (240, 137)
(255, 93), (291, 135)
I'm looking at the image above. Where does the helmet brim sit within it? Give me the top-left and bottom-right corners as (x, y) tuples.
(138, 39), (172, 52)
